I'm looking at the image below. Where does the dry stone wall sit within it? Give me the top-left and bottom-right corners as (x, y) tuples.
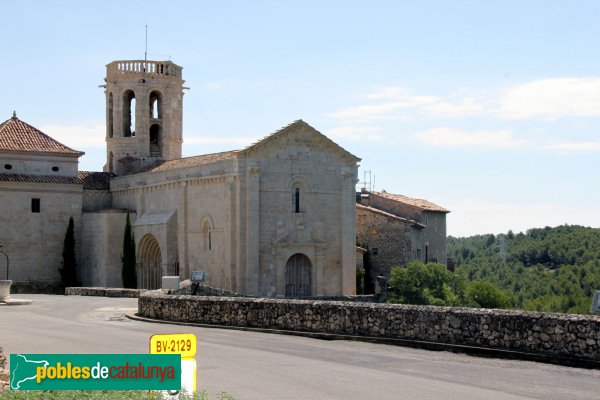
(138, 292), (600, 361)
(65, 287), (146, 297)
(0, 345), (7, 391)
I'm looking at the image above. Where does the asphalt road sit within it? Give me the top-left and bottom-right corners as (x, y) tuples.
(1, 294), (599, 400)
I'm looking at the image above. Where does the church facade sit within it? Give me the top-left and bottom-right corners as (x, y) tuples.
(0, 59), (359, 297)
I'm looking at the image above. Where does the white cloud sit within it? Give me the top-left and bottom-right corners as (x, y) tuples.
(414, 127), (529, 149)
(332, 86), (487, 121)
(327, 126), (384, 141)
(331, 98), (437, 121)
(40, 122), (105, 149)
(422, 98), (485, 118)
(500, 77), (600, 119)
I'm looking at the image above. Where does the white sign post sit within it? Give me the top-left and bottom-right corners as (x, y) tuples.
(150, 333), (197, 397)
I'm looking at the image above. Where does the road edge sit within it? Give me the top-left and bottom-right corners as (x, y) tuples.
(126, 312), (600, 370)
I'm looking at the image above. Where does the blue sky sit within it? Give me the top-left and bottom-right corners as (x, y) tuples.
(2, 1), (600, 237)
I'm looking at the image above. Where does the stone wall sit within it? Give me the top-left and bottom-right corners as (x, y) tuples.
(80, 211), (130, 287)
(66, 287), (146, 297)
(364, 192), (423, 222)
(245, 121), (358, 297)
(422, 212), (447, 264)
(0, 181), (82, 286)
(356, 205), (414, 282)
(138, 292), (600, 362)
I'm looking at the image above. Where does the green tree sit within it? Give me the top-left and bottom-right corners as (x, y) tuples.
(58, 216), (78, 287)
(121, 212), (137, 289)
(464, 280), (513, 309)
(387, 260), (459, 306)
(448, 225), (600, 314)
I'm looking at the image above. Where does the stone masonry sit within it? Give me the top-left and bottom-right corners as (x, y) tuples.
(139, 291), (600, 362)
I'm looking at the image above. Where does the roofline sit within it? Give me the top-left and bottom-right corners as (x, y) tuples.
(112, 150), (241, 178)
(241, 120), (361, 162)
(364, 190), (450, 213)
(356, 203), (425, 228)
(0, 149), (84, 158)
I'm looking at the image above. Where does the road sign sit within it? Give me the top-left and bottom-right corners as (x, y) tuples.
(150, 333), (197, 396)
(150, 333), (196, 358)
(191, 271), (206, 283)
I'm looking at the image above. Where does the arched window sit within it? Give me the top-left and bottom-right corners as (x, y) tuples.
(202, 219), (213, 251)
(149, 91), (162, 119)
(291, 182), (305, 213)
(108, 92), (114, 138)
(123, 90), (136, 137)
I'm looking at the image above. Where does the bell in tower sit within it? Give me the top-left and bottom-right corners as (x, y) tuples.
(102, 60), (184, 175)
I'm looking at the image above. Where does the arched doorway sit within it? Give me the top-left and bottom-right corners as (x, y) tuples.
(137, 234), (162, 289)
(285, 253), (312, 298)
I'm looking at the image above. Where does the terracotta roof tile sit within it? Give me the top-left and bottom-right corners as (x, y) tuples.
(0, 171), (113, 189)
(0, 114), (83, 155)
(373, 191), (450, 213)
(0, 173), (82, 185)
(78, 171), (113, 190)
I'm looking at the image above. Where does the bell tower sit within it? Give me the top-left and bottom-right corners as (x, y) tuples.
(102, 60), (184, 175)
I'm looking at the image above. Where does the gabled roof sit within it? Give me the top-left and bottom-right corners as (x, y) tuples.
(240, 120), (360, 162)
(0, 112), (84, 156)
(372, 191), (450, 213)
(117, 120), (357, 177)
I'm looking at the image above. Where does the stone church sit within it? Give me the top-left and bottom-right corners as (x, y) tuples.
(0, 59), (359, 297)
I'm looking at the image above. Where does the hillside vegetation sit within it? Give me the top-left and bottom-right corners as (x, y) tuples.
(448, 225), (600, 314)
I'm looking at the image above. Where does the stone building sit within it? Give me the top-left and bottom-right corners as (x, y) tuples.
(356, 189), (449, 285)
(0, 59), (359, 297)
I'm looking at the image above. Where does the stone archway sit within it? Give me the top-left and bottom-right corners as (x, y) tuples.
(285, 253), (312, 298)
(137, 234), (162, 289)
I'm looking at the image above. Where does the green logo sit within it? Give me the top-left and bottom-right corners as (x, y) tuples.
(10, 354), (181, 390)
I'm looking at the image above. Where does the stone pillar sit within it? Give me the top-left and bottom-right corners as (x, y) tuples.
(340, 167), (358, 295)
(245, 164), (260, 295)
(315, 247), (325, 296)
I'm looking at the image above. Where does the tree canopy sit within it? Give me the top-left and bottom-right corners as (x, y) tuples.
(387, 260), (512, 309)
(447, 225), (600, 314)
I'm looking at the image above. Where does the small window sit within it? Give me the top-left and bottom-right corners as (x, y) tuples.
(295, 188), (300, 213)
(31, 198), (40, 213)
(51, 166), (59, 172)
(4, 164), (12, 170)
